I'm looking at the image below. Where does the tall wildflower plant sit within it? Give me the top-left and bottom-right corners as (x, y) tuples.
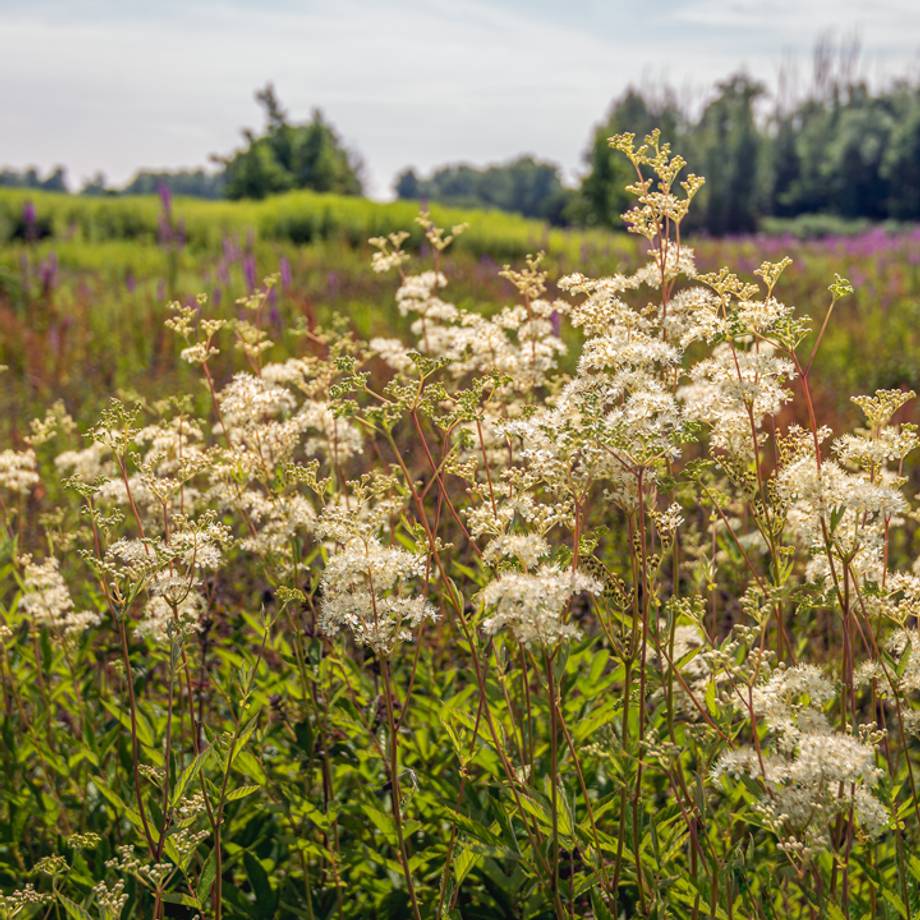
(1, 134), (919, 919)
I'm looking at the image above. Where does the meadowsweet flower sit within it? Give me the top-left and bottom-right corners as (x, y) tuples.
(481, 564), (600, 647)
(777, 455), (904, 580)
(369, 231), (410, 274)
(18, 555), (101, 637)
(67, 832), (101, 849)
(92, 878), (128, 916)
(714, 663), (887, 852)
(167, 516), (233, 571)
(27, 402), (76, 447)
(663, 286), (724, 347)
(0, 448), (39, 495)
(369, 337), (416, 374)
(137, 580), (207, 643)
(33, 855), (68, 876)
(395, 272), (455, 321)
(0, 884), (53, 914)
(104, 538), (156, 583)
(241, 493), (315, 563)
(319, 537), (436, 654)
(180, 343), (219, 365)
(680, 343), (795, 455)
(483, 533), (550, 570)
(218, 372), (296, 431)
(55, 440), (112, 484)
(297, 400), (364, 461)
(734, 296), (794, 336)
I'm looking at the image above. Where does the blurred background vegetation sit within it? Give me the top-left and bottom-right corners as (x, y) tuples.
(2, 37), (919, 445)
(5, 40), (920, 237)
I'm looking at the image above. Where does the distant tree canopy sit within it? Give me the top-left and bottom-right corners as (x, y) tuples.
(577, 61), (920, 233)
(394, 156), (573, 225)
(122, 169), (225, 199)
(0, 166), (68, 192)
(574, 87), (685, 229)
(79, 172), (112, 197)
(217, 84), (363, 200)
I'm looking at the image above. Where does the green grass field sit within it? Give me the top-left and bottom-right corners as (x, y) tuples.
(2, 188), (918, 434)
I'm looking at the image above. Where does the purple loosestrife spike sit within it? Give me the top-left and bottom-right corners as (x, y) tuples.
(157, 181), (172, 215)
(22, 200), (37, 242)
(39, 253), (58, 295)
(243, 256), (257, 292)
(279, 256), (292, 289)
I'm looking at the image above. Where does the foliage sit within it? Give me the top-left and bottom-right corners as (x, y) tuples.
(578, 70), (920, 233)
(218, 84), (363, 200)
(576, 88), (684, 230)
(122, 171), (227, 201)
(0, 167), (68, 194)
(2, 134), (920, 919)
(0, 185), (620, 260)
(692, 75), (765, 235)
(395, 156), (573, 225)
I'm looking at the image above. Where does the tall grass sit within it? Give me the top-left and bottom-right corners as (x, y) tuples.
(0, 188), (617, 261)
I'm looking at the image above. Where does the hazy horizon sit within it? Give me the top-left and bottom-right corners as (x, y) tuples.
(4, 0), (919, 198)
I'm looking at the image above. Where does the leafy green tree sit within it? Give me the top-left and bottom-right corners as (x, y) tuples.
(881, 90), (920, 219)
(394, 156), (572, 224)
(80, 171), (111, 196)
(692, 75), (765, 234)
(823, 89), (896, 219)
(394, 167), (421, 200)
(220, 84), (363, 200)
(0, 165), (68, 192)
(767, 116), (802, 217)
(122, 169), (226, 199)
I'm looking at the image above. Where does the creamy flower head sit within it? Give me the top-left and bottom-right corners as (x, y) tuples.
(481, 564), (600, 647)
(18, 555), (101, 638)
(319, 537), (437, 654)
(0, 448), (39, 495)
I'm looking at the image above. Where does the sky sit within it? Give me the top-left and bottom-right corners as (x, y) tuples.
(3, 0), (920, 198)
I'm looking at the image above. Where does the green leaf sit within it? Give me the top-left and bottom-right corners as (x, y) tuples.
(171, 746), (212, 808)
(225, 784), (261, 801)
(244, 851), (277, 917)
(58, 896), (93, 920)
(361, 804), (397, 844)
(881, 889), (908, 919)
(454, 845), (478, 885)
(230, 716), (260, 766)
(232, 750), (266, 785)
(101, 698), (155, 748)
(196, 849), (216, 908)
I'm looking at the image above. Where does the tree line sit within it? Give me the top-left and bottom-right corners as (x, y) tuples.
(398, 65), (920, 233)
(5, 59), (920, 235)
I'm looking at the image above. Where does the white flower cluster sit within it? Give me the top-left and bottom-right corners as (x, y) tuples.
(481, 564), (600, 647)
(715, 664), (888, 852)
(0, 448), (39, 495)
(18, 555), (101, 638)
(777, 409), (911, 583)
(319, 536), (437, 655)
(680, 343), (794, 455)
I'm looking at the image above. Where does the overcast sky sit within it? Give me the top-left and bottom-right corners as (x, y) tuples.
(3, 0), (919, 197)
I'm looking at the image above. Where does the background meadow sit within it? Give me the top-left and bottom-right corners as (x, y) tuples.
(2, 187), (918, 435)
